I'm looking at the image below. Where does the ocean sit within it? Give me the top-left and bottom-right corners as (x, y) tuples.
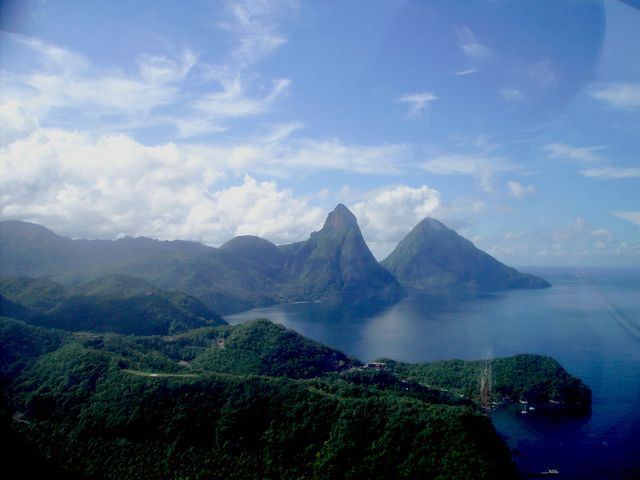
(225, 268), (640, 479)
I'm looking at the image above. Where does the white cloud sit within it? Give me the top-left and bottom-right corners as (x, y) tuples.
(193, 77), (291, 119)
(219, 0), (294, 66)
(1, 30), (290, 140)
(398, 92), (437, 117)
(188, 138), (410, 176)
(9, 34), (88, 73)
(455, 27), (492, 62)
(454, 67), (478, 76)
(422, 154), (519, 192)
(507, 180), (536, 199)
(461, 42), (492, 61)
(590, 83), (640, 110)
(280, 139), (409, 174)
(580, 166), (640, 179)
(137, 49), (197, 84)
(613, 211), (640, 226)
(499, 87), (524, 102)
(0, 100), (39, 144)
(0, 127), (326, 245)
(545, 143), (639, 180)
(352, 184), (441, 258)
(544, 143), (606, 163)
(2, 33), (182, 122)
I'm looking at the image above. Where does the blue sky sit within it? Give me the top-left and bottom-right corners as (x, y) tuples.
(1, 0), (639, 266)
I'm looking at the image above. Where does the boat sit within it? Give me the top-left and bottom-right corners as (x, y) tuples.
(527, 469), (560, 477)
(540, 469), (559, 476)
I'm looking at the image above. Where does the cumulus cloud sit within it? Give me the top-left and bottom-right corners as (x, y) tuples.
(0, 128), (325, 245)
(507, 180), (536, 199)
(398, 92), (437, 117)
(590, 83), (640, 110)
(351, 184), (441, 259)
(613, 211), (640, 226)
(0, 100), (39, 144)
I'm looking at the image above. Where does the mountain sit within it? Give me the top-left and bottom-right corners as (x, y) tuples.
(280, 204), (405, 304)
(220, 235), (286, 277)
(0, 220), (89, 276)
(0, 220), (282, 314)
(382, 217), (550, 292)
(0, 206), (405, 312)
(0, 275), (227, 335)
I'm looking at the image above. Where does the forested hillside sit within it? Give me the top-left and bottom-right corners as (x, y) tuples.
(0, 315), (591, 479)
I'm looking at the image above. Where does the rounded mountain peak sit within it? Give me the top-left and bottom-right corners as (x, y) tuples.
(416, 217), (448, 232)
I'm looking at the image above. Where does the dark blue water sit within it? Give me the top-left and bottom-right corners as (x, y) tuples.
(226, 268), (640, 479)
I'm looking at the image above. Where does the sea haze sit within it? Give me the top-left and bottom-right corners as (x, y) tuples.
(226, 267), (640, 480)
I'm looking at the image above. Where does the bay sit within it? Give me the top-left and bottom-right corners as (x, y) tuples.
(226, 268), (640, 479)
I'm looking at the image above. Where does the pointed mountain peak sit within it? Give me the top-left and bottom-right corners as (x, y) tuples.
(323, 204), (358, 232)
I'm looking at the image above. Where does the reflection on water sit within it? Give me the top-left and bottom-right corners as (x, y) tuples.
(226, 268), (640, 480)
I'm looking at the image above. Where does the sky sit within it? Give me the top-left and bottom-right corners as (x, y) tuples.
(0, 0), (639, 266)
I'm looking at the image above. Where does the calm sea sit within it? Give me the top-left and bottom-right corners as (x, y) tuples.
(225, 267), (640, 479)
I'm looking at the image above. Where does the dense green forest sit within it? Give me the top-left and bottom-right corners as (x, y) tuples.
(0, 275), (226, 335)
(384, 356), (591, 412)
(0, 315), (590, 479)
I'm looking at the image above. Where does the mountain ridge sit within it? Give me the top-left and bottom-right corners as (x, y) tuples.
(1, 208), (550, 313)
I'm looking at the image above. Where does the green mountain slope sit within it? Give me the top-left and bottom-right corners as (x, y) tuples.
(0, 317), (535, 479)
(281, 204), (405, 304)
(382, 217), (550, 291)
(0, 275), (227, 335)
(0, 316), (591, 479)
(220, 235), (286, 270)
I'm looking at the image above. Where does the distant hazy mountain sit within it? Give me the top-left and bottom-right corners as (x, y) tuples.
(220, 235), (286, 272)
(0, 220), (281, 314)
(280, 204), (405, 304)
(382, 218), (550, 292)
(0, 274), (226, 335)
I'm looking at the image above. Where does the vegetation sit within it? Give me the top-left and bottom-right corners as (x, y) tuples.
(0, 316), (537, 479)
(0, 275), (226, 335)
(280, 204), (405, 304)
(384, 354), (591, 411)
